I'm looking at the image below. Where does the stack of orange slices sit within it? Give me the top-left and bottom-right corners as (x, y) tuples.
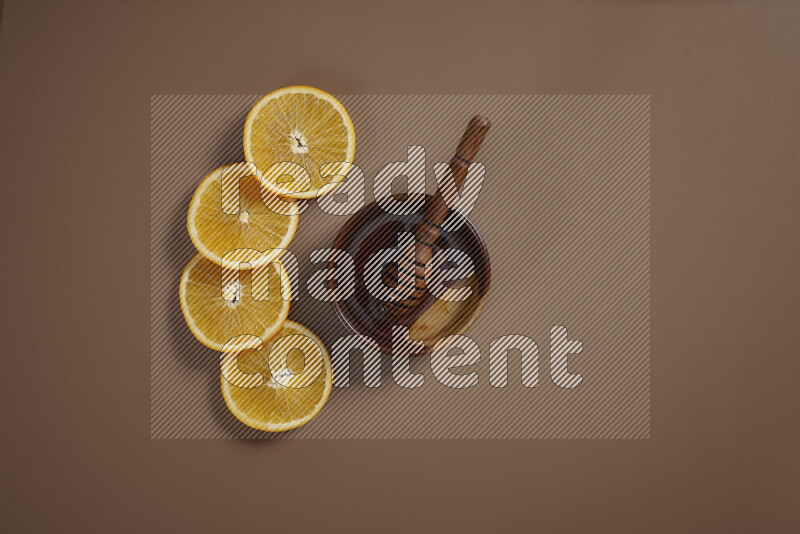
(179, 86), (355, 432)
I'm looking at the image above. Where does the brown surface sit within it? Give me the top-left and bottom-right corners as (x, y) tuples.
(1, 0), (799, 532)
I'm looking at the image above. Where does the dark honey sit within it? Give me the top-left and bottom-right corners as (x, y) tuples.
(331, 197), (491, 354)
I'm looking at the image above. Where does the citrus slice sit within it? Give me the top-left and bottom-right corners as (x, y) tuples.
(243, 86), (355, 200)
(179, 252), (291, 351)
(187, 163), (299, 269)
(221, 321), (333, 432)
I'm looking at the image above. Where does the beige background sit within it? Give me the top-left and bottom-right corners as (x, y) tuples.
(1, 0), (799, 531)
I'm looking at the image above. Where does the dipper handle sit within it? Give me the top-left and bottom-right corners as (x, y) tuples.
(421, 115), (491, 231)
(382, 115), (491, 316)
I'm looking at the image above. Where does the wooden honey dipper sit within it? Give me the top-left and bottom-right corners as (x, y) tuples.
(382, 115), (492, 316)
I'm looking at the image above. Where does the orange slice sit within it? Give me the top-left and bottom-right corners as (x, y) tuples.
(187, 163), (299, 270)
(221, 321), (333, 432)
(179, 253), (291, 351)
(243, 86), (355, 200)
